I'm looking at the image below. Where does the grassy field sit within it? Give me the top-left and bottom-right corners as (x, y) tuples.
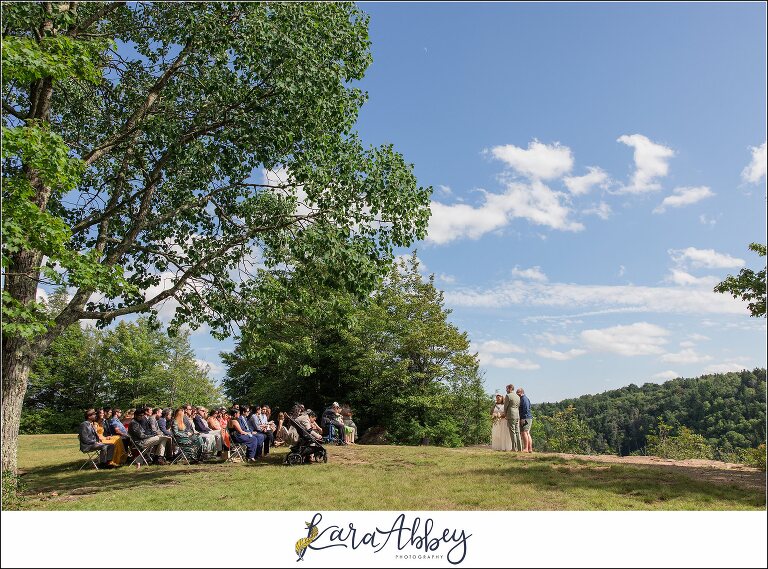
(12, 434), (766, 511)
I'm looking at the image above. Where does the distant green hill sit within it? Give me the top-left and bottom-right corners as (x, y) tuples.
(533, 368), (766, 456)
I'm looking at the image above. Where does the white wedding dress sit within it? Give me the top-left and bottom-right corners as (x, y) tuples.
(491, 403), (514, 451)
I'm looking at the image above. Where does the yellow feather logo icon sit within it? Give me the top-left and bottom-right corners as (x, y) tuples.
(295, 521), (319, 561)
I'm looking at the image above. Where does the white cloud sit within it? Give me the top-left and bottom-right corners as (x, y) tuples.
(651, 370), (680, 381)
(679, 341), (696, 348)
(436, 184), (453, 196)
(427, 179), (583, 244)
(535, 348), (587, 360)
(437, 273), (456, 284)
(478, 353), (540, 370)
(564, 167), (610, 195)
(660, 349), (712, 364)
(618, 265), (626, 277)
(511, 266), (548, 282)
(616, 134), (675, 194)
(496, 179), (584, 232)
(534, 332), (573, 345)
(704, 363), (748, 374)
(444, 279), (744, 315)
(653, 186), (714, 213)
(665, 269), (719, 287)
(475, 339), (536, 369)
(580, 322), (670, 356)
(489, 140), (574, 180)
(427, 198), (509, 245)
(582, 201), (612, 220)
(687, 333), (710, 342)
(699, 214), (717, 226)
(195, 358), (225, 377)
(475, 340), (525, 354)
(741, 142), (766, 184)
(669, 247), (745, 269)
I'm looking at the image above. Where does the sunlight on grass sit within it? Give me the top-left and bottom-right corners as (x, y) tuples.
(15, 435), (765, 511)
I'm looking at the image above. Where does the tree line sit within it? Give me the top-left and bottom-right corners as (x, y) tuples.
(533, 368), (766, 457)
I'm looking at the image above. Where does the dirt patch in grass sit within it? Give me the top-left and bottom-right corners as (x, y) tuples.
(462, 445), (765, 492)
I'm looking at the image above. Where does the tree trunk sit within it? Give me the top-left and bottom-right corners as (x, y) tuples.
(2, 247), (44, 474)
(1, 336), (35, 474)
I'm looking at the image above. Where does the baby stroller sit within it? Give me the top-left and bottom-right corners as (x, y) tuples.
(283, 415), (327, 465)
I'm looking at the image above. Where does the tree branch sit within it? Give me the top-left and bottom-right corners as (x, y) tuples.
(67, 1), (125, 37)
(82, 39), (193, 167)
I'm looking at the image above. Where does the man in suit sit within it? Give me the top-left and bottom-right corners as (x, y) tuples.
(503, 384), (523, 452)
(78, 409), (114, 465)
(128, 406), (168, 464)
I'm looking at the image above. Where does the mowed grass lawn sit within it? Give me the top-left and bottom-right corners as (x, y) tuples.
(14, 434), (766, 511)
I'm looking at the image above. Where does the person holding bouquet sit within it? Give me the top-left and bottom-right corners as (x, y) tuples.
(490, 394), (513, 451)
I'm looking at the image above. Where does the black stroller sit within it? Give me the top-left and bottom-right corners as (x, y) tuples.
(283, 415), (327, 465)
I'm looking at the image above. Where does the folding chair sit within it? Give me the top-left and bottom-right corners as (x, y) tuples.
(79, 447), (102, 471)
(170, 433), (193, 465)
(127, 436), (154, 467)
(226, 429), (248, 463)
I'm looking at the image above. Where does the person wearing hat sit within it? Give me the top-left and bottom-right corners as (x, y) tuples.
(78, 409), (115, 465)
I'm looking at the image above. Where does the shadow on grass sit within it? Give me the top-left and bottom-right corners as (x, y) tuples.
(20, 451), (290, 498)
(471, 459), (766, 509)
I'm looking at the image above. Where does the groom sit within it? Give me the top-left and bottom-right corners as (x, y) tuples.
(503, 383), (523, 452)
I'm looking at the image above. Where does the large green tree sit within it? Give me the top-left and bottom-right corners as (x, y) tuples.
(223, 254), (490, 447)
(714, 242), (766, 318)
(1, 3), (431, 472)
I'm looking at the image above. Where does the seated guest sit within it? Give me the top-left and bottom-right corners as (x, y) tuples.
(306, 410), (323, 437)
(101, 408), (115, 436)
(147, 407), (175, 459)
(263, 406), (277, 432)
(292, 404), (323, 442)
(109, 408), (129, 437)
(207, 408), (230, 460)
(122, 409), (134, 431)
(128, 406), (168, 465)
(248, 405), (273, 456)
(171, 407), (203, 462)
(94, 408), (127, 466)
(228, 407), (264, 461)
(78, 409), (115, 465)
(157, 408), (173, 437)
(341, 404), (357, 444)
(194, 407), (222, 456)
(219, 407), (232, 451)
(182, 403), (198, 433)
(322, 402), (346, 445)
(274, 412), (287, 446)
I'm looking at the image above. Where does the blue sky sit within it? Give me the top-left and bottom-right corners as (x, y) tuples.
(63, 3), (767, 404)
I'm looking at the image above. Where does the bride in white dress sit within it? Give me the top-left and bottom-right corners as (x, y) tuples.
(491, 394), (513, 451)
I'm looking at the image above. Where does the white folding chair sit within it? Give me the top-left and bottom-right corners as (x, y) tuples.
(127, 436), (154, 467)
(79, 448), (102, 470)
(170, 433), (193, 465)
(226, 430), (248, 462)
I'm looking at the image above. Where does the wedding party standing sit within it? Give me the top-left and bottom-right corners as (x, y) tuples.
(504, 384), (523, 452)
(517, 387), (533, 453)
(490, 394), (513, 451)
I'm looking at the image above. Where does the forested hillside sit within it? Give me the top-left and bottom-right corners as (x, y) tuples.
(534, 368), (766, 456)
